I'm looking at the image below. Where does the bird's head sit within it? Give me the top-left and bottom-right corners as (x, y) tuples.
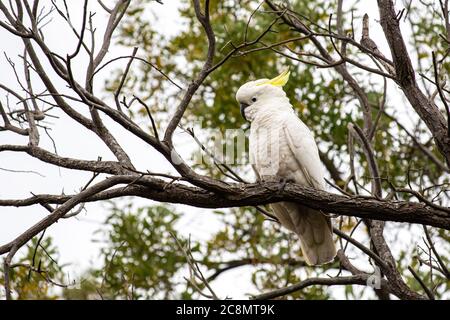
(236, 69), (290, 121)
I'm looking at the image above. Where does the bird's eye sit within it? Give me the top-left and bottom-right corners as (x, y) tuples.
(251, 97), (257, 102)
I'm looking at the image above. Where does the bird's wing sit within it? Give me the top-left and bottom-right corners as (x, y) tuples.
(282, 114), (325, 190)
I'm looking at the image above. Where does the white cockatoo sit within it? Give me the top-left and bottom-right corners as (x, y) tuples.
(236, 69), (336, 265)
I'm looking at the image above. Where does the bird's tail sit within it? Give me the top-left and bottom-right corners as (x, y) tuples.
(271, 202), (336, 265)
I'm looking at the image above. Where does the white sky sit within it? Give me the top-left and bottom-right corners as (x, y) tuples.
(0, 0), (435, 299)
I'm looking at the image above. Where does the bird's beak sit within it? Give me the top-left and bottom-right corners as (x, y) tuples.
(240, 103), (249, 121)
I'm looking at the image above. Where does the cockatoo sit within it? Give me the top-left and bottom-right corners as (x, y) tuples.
(236, 69), (336, 265)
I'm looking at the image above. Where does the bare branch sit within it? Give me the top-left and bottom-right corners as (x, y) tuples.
(253, 275), (372, 300)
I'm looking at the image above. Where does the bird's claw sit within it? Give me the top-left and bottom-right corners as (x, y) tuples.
(277, 178), (289, 195)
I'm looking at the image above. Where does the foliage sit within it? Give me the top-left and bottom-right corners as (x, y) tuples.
(64, 205), (189, 299)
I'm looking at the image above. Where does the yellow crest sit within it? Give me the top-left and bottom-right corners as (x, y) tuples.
(257, 69), (290, 87)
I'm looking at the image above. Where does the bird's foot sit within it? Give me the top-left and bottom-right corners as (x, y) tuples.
(262, 176), (292, 195)
(277, 178), (291, 195)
